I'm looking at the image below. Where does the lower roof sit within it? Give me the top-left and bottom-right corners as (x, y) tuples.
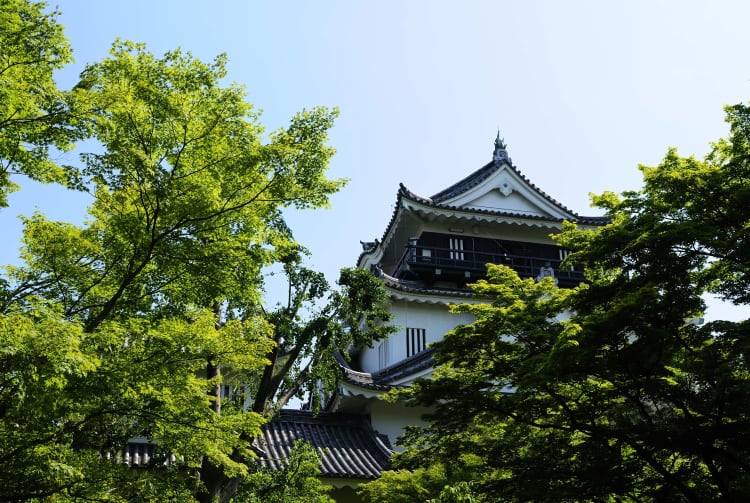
(255, 410), (393, 480)
(336, 349), (435, 392)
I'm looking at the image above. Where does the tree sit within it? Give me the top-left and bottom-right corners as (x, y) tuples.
(0, 304), (270, 502)
(358, 464), (475, 503)
(0, 39), (391, 502)
(252, 257), (394, 416)
(235, 441), (334, 503)
(199, 260), (392, 502)
(5, 40), (344, 330)
(0, 0), (84, 207)
(365, 102), (750, 502)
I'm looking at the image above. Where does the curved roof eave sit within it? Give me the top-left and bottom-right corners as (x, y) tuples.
(357, 159), (609, 267)
(379, 274), (479, 305)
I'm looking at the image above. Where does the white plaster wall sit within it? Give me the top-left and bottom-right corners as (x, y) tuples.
(369, 398), (432, 449)
(465, 190), (545, 215)
(361, 299), (475, 373)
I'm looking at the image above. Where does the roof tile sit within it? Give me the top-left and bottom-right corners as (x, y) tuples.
(256, 410), (392, 479)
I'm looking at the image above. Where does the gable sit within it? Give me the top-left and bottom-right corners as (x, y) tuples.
(434, 163), (577, 220)
(461, 187), (548, 216)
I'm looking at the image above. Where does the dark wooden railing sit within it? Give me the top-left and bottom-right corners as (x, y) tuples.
(393, 244), (584, 286)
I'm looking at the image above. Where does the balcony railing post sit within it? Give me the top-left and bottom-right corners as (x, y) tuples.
(394, 242), (584, 286)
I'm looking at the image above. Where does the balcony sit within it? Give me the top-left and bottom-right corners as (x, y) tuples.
(393, 244), (585, 289)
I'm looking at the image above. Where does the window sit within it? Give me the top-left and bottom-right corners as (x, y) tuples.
(559, 248), (573, 270)
(406, 327), (426, 357)
(449, 237), (464, 260)
(408, 237), (418, 262)
(378, 340), (389, 369)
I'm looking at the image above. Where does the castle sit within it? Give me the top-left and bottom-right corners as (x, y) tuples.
(247, 135), (603, 501)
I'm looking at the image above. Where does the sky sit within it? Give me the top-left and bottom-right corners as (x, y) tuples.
(3, 0), (750, 320)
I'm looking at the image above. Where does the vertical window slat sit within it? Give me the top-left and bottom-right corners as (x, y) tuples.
(406, 327), (427, 357)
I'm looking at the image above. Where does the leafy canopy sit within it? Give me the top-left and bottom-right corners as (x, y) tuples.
(363, 101), (750, 502)
(4, 40), (344, 333)
(0, 14), (384, 502)
(0, 0), (85, 206)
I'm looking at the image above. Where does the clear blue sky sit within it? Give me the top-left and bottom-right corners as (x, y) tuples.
(3, 0), (749, 319)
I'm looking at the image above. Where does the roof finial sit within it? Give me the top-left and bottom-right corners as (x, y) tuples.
(494, 129), (507, 150)
(493, 129), (510, 163)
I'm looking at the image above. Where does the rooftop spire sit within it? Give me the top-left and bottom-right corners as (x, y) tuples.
(493, 130), (510, 164)
(494, 129), (507, 150)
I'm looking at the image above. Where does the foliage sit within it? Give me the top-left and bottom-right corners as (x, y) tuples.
(235, 441), (334, 503)
(364, 102), (750, 502)
(358, 464), (470, 503)
(0, 302), (96, 501)
(429, 482), (479, 503)
(4, 40), (344, 331)
(253, 258), (394, 416)
(358, 464), (479, 503)
(0, 16), (380, 501)
(0, 302), (269, 501)
(0, 0), (84, 206)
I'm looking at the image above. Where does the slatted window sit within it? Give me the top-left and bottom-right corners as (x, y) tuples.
(378, 340), (389, 369)
(406, 327), (426, 357)
(449, 237), (464, 260)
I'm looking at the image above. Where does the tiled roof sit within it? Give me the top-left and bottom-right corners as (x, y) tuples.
(255, 410), (392, 479)
(429, 160), (501, 203)
(336, 352), (393, 391)
(118, 440), (171, 467)
(376, 268), (476, 299)
(121, 412), (392, 479)
(372, 348), (435, 383)
(336, 348), (436, 391)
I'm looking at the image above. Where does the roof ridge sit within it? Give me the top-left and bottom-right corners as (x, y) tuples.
(429, 160), (500, 202)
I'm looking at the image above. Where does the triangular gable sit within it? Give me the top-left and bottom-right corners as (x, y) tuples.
(432, 161), (578, 221)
